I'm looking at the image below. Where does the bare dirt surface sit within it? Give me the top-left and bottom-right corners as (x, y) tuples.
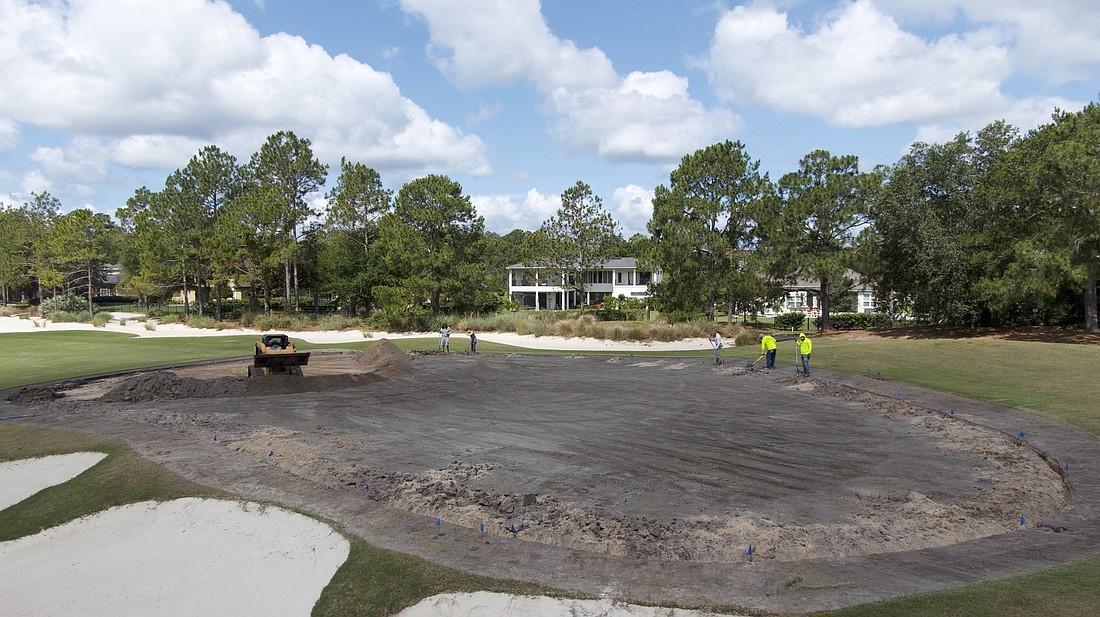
(5, 339), (1100, 614)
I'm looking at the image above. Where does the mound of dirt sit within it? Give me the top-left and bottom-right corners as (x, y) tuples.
(356, 338), (417, 379)
(102, 372), (246, 403)
(5, 386), (63, 405)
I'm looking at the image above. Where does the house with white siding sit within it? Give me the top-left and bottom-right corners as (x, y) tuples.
(507, 257), (660, 310)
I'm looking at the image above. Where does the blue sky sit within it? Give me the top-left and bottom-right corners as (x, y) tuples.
(0, 0), (1096, 236)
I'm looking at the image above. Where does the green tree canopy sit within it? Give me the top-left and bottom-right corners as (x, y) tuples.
(647, 140), (772, 321)
(537, 181), (620, 310)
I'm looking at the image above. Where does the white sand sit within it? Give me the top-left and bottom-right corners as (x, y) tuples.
(0, 495), (349, 617)
(397, 591), (734, 617)
(0, 314), (714, 351)
(0, 452), (107, 509)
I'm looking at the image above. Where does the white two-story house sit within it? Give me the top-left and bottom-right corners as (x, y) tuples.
(507, 257), (661, 310)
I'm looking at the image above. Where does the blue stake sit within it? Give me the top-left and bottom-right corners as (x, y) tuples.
(949, 409), (954, 417)
(1020, 515), (1026, 526)
(1018, 431), (1026, 439)
(267, 450), (274, 457)
(1064, 463), (1070, 473)
(480, 523), (485, 533)
(509, 523), (517, 533)
(213, 434), (218, 441)
(435, 518), (441, 526)
(748, 545), (754, 557)
(363, 484), (369, 491)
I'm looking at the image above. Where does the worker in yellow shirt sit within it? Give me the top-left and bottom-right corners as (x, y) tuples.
(759, 333), (777, 372)
(797, 332), (812, 376)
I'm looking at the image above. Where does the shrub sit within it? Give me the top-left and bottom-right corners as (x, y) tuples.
(51, 311), (90, 323)
(773, 312), (807, 330)
(91, 312), (112, 327)
(187, 315), (216, 330)
(40, 294), (89, 318)
(817, 312), (892, 330)
(318, 314), (361, 331)
(255, 314), (293, 332)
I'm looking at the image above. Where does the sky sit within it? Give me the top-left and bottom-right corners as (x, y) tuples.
(0, 0), (1096, 237)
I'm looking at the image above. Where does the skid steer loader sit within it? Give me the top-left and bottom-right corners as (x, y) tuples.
(250, 333), (310, 377)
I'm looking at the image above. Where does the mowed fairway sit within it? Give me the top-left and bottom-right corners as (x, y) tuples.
(2, 329), (1099, 616)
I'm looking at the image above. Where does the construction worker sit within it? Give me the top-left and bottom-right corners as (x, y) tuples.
(797, 332), (812, 376)
(710, 331), (723, 365)
(759, 333), (777, 372)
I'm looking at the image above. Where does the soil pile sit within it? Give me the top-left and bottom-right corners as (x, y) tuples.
(5, 386), (63, 405)
(356, 339), (417, 379)
(102, 372), (245, 402)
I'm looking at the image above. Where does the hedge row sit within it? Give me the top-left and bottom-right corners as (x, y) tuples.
(815, 312), (892, 330)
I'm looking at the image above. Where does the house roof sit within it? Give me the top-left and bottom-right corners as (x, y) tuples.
(507, 257), (640, 269)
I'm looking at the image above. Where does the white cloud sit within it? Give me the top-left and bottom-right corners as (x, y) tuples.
(112, 135), (214, 169)
(911, 95), (1081, 146)
(874, 0), (1100, 83)
(550, 71), (740, 162)
(29, 137), (111, 193)
(469, 102), (503, 125)
(399, 0), (618, 92)
(704, 0), (1013, 127)
(399, 0), (736, 164)
(610, 185), (654, 237)
(0, 0), (489, 182)
(21, 170), (51, 195)
(0, 118), (18, 150)
(472, 188), (560, 233)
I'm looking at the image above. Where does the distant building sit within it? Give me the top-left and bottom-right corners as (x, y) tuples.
(778, 273), (876, 316)
(507, 257), (661, 310)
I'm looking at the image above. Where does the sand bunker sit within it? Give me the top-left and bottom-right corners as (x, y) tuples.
(1, 497), (348, 617)
(0, 452), (107, 509)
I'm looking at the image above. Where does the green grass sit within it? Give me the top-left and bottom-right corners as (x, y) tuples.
(3, 329), (1100, 616)
(0, 424), (220, 542)
(813, 553), (1100, 617)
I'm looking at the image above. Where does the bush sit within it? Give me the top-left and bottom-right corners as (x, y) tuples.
(50, 311), (90, 323)
(364, 310), (433, 333)
(817, 312), (892, 330)
(187, 315), (216, 330)
(40, 294), (90, 318)
(91, 312), (112, 327)
(773, 312), (807, 330)
(317, 314), (362, 331)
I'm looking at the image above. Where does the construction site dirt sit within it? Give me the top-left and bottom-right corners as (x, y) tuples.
(7, 341), (1100, 614)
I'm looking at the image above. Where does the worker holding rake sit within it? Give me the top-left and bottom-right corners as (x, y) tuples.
(759, 333), (777, 373)
(710, 331), (724, 365)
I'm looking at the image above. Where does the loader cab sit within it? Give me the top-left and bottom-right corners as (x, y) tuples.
(261, 334), (290, 350)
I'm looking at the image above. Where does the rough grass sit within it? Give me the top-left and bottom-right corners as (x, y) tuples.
(814, 553), (1100, 617)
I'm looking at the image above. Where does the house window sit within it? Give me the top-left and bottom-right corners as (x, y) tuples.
(616, 272), (623, 284)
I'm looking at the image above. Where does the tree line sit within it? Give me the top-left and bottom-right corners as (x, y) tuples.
(0, 102), (1096, 332)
